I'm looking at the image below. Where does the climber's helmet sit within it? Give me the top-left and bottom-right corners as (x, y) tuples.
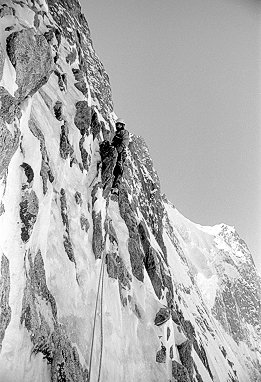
(116, 118), (126, 130)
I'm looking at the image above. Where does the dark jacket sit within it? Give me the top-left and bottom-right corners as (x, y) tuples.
(111, 128), (129, 153)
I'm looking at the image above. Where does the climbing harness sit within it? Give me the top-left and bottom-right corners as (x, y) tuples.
(88, 250), (106, 382)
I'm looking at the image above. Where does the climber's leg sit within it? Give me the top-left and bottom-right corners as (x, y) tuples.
(111, 153), (123, 192)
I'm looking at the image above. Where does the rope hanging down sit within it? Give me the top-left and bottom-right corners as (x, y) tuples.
(97, 259), (105, 381)
(88, 251), (106, 382)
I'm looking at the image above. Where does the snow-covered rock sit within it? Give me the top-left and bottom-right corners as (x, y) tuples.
(0, 1), (260, 381)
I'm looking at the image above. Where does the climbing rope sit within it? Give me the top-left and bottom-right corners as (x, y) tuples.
(97, 257), (105, 382)
(88, 251), (106, 382)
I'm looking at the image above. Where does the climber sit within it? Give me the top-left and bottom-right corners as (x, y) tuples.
(149, 183), (157, 201)
(111, 118), (129, 195)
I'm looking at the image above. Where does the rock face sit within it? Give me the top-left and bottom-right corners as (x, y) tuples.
(154, 307), (170, 326)
(6, 28), (53, 100)
(0, 255), (11, 351)
(172, 360), (191, 382)
(0, 1), (260, 382)
(0, 119), (20, 178)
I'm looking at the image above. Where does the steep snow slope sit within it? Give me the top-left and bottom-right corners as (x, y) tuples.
(0, 1), (260, 382)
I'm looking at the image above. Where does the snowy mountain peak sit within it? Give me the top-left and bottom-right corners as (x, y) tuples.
(196, 222), (233, 236)
(0, 1), (260, 381)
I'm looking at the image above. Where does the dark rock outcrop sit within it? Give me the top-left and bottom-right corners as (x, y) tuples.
(6, 29), (53, 101)
(170, 345), (173, 359)
(60, 122), (74, 160)
(21, 249), (87, 381)
(74, 191), (83, 206)
(72, 68), (88, 96)
(44, 29), (54, 43)
(91, 185), (104, 259)
(74, 101), (91, 135)
(20, 162), (34, 184)
(0, 203), (4, 216)
(139, 221), (173, 302)
(172, 360), (191, 382)
(141, 240), (163, 298)
(176, 309), (213, 380)
(0, 118), (20, 179)
(66, 48), (77, 64)
(53, 101), (63, 121)
(21, 250), (57, 323)
(219, 279), (244, 342)
(105, 218), (132, 305)
(40, 160), (54, 194)
(106, 253), (132, 288)
(156, 344), (166, 363)
(118, 189), (144, 282)
(48, 327), (88, 382)
(0, 254), (11, 350)
(167, 326), (171, 340)
(171, 309), (181, 325)
(20, 190), (39, 243)
(90, 109), (101, 139)
(60, 188), (75, 263)
(0, 87), (21, 123)
(80, 214), (89, 233)
(74, 81), (88, 96)
(54, 70), (67, 92)
(79, 136), (90, 171)
(127, 238), (144, 283)
(154, 307), (170, 326)
(0, 5), (15, 18)
(177, 340), (193, 381)
(92, 210), (103, 259)
(28, 118), (54, 194)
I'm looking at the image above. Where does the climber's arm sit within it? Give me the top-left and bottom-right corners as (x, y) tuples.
(121, 130), (130, 148)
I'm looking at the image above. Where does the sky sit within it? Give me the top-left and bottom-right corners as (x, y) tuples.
(81, 0), (261, 271)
